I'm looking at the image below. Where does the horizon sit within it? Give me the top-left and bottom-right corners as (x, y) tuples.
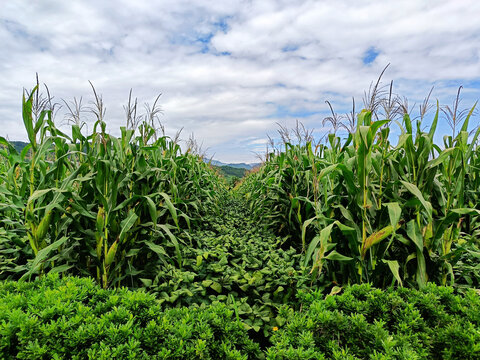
(1, 1), (480, 163)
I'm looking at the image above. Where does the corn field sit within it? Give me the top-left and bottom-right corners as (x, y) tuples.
(0, 84), (224, 288)
(1, 80), (480, 297)
(239, 89), (480, 289)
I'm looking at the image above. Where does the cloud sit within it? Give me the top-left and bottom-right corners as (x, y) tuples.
(0, 0), (479, 162)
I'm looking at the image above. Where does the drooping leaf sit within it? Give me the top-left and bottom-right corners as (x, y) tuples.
(400, 181), (432, 221)
(382, 259), (403, 287)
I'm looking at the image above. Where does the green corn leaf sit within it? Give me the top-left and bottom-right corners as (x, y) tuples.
(21, 236), (68, 280)
(144, 241), (167, 256)
(466, 123), (480, 160)
(382, 259), (403, 287)
(460, 101), (477, 132)
(406, 220), (423, 251)
(416, 247), (427, 289)
(159, 192), (179, 228)
(119, 211), (138, 243)
(301, 214), (328, 251)
(158, 224), (182, 267)
(357, 109), (372, 126)
(400, 181), (432, 221)
(18, 145), (32, 164)
(324, 250), (353, 261)
(369, 120), (389, 140)
(428, 101), (439, 141)
(28, 189), (53, 204)
(0, 137), (18, 154)
(304, 222), (335, 267)
(144, 196), (157, 224)
(406, 220), (428, 288)
(403, 113), (412, 135)
(22, 86), (38, 149)
(33, 110), (49, 134)
(49, 264), (73, 274)
(427, 147), (456, 169)
(385, 202), (402, 230)
(303, 235), (321, 268)
(70, 203), (96, 219)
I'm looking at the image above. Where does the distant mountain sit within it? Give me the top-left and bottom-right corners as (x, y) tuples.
(207, 159), (261, 170)
(8, 141), (29, 153)
(5, 141), (262, 171)
(214, 165), (246, 179)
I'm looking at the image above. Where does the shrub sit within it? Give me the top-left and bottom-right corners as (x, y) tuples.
(0, 274), (260, 359)
(2, 276), (479, 359)
(267, 284), (480, 359)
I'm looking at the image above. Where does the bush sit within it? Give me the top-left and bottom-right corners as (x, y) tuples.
(2, 275), (479, 359)
(267, 284), (480, 359)
(0, 274), (260, 359)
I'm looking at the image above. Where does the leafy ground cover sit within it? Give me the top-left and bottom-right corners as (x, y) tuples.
(141, 198), (314, 334)
(0, 275), (261, 359)
(269, 284), (480, 359)
(1, 275), (479, 359)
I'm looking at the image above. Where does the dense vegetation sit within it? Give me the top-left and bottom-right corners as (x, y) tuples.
(1, 81), (480, 358)
(268, 283), (480, 359)
(139, 198), (314, 333)
(0, 275), (261, 359)
(239, 95), (480, 290)
(7, 141), (28, 154)
(0, 85), (223, 289)
(1, 275), (478, 359)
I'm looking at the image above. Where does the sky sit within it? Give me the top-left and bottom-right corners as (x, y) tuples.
(1, 0), (480, 163)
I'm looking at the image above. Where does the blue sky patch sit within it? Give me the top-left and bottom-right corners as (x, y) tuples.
(196, 33), (214, 53)
(363, 47), (379, 65)
(282, 44), (299, 52)
(213, 16), (230, 33)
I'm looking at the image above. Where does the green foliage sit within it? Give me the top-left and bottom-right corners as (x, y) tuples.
(142, 199), (315, 333)
(1, 276), (479, 359)
(2, 79), (480, 358)
(268, 284), (480, 359)
(239, 99), (480, 289)
(0, 84), (225, 288)
(215, 165), (247, 179)
(7, 142), (28, 154)
(0, 274), (260, 359)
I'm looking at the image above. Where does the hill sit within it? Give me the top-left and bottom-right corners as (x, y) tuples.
(208, 159), (261, 170)
(8, 141), (29, 153)
(214, 165), (246, 178)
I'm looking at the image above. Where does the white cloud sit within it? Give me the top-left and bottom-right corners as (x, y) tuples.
(0, 0), (479, 162)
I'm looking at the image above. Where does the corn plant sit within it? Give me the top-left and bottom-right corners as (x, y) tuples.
(239, 88), (480, 289)
(0, 83), (225, 288)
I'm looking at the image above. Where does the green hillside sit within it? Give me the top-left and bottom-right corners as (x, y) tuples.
(9, 141), (28, 153)
(215, 164), (247, 178)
